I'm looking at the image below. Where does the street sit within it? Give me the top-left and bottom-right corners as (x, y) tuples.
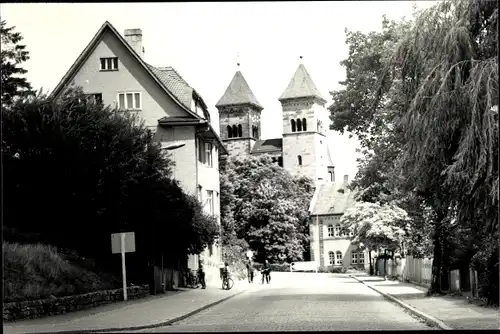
(129, 272), (435, 332)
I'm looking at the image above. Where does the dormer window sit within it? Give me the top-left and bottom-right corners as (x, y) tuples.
(100, 57), (118, 71)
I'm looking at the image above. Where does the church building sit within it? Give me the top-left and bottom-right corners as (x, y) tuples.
(215, 60), (368, 271)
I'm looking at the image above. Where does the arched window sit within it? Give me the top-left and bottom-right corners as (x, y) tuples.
(336, 251), (343, 265)
(255, 126), (259, 138)
(297, 155), (302, 166)
(297, 118), (302, 131)
(227, 125), (232, 138)
(238, 124), (242, 137)
(334, 224), (340, 237)
(302, 118), (307, 131)
(232, 125), (238, 138)
(291, 119), (296, 132)
(278, 157), (283, 167)
(327, 224), (334, 237)
(329, 251), (335, 265)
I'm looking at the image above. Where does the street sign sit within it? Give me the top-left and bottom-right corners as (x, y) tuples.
(111, 232), (136, 254)
(111, 232), (136, 301)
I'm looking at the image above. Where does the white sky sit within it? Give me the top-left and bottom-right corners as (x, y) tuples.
(2, 1), (437, 182)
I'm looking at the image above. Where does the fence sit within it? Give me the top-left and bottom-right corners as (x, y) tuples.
(376, 255), (478, 296)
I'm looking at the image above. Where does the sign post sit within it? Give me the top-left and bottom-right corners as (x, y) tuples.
(111, 232), (136, 302)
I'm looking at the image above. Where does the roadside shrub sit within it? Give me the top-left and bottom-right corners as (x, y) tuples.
(270, 263), (291, 272)
(3, 242), (121, 302)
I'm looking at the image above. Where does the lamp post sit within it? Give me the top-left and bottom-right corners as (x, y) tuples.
(152, 142), (185, 294)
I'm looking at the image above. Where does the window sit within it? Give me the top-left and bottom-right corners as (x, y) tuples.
(334, 224), (340, 237)
(227, 125), (232, 138)
(85, 93), (102, 104)
(359, 252), (365, 264)
(232, 125), (238, 138)
(206, 190), (214, 214)
(297, 155), (302, 166)
(291, 119), (296, 132)
(328, 171), (334, 182)
(297, 118), (302, 131)
(205, 142), (213, 167)
(327, 224), (334, 237)
(117, 92), (141, 110)
(278, 157), (283, 167)
(351, 251), (358, 264)
(198, 138), (205, 163)
(302, 118), (307, 131)
(336, 251), (343, 265)
(329, 251), (335, 265)
(238, 124), (242, 137)
(215, 192), (219, 215)
(252, 125), (259, 138)
(100, 57), (118, 71)
(197, 185), (202, 202)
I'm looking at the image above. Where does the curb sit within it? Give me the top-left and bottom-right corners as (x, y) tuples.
(33, 288), (247, 334)
(348, 275), (453, 330)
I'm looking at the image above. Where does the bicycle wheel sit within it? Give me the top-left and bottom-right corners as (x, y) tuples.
(225, 278), (234, 290)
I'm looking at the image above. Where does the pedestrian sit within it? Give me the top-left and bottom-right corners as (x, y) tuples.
(197, 261), (206, 289)
(262, 259), (271, 284)
(246, 259), (254, 283)
(221, 262), (230, 289)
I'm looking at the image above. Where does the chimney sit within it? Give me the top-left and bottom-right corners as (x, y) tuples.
(343, 174), (349, 184)
(124, 29), (144, 59)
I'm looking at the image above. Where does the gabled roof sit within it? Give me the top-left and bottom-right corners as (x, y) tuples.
(251, 138), (283, 154)
(147, 65), (193, 110)
(279, 64), (326, 103)
(310, 183), (356, 215)
(49, 21), (200, 120)
(216, 71), (263, 110)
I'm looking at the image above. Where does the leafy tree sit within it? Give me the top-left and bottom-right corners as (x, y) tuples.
(341, 202), (410, 274)
(220, 155), (314, 264)
(2, 86), (218, 285)
(1, 20), (35, 108)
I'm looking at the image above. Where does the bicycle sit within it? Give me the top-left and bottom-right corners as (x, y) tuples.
(183, 269), (200, 289)
(222, 274), (234, 290)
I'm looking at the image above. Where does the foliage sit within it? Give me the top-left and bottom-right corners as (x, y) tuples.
(341, 202), (410, 253)
(3, 242), (121, 302)
(1, 19), (35, 108)
(2, 86), (218, 284)
(219, 155), (314, 263)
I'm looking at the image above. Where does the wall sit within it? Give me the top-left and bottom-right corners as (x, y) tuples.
(3, 285), (149, 322)
(155, 126), (197, 195)
(218, 105), (260, 156)
(59, 29), (186, 128)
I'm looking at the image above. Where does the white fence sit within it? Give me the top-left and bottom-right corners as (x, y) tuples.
(377, 256), (433, 286)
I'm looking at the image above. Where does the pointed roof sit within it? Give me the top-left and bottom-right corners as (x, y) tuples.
(49, 21), (200, 120)
(216, 71), (263, 110)
(279, 64), (326, 103)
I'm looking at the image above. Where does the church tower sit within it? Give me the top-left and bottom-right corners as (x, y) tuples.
(279, 60), (334, 184)
(216, 68), (263, 157)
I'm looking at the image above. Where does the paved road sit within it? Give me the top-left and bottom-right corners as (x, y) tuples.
(129, 272), (435, 332)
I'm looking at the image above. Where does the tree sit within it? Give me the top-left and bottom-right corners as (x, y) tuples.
(2, 86), (218, 285)
(1, 20), (35, 108)
(340, 202), (410, 275)
(219, 155), (314, 264)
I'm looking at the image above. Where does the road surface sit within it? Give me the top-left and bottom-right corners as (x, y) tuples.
(129, 272), (435, 331)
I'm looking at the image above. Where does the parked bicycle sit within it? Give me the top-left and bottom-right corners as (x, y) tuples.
(183, 269), (200, 289)
(222, 274), (234, 290)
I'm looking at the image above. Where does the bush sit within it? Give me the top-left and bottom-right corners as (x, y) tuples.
(3, 242), (121, 302)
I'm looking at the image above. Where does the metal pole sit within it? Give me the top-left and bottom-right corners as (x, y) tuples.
(161, 252), (164, 292)
(121, 232), (128, 301)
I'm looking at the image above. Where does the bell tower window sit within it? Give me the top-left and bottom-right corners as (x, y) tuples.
(291, 119), (296, 132)
(297, 119), (302, 131)
(227, 125), (232, 138)
(238, 124), (242, 137)
(302, 118), (307, 131)
(297, 155), (302, 166)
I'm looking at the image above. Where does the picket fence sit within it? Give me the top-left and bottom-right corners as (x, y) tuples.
(376, 255), (478, 295)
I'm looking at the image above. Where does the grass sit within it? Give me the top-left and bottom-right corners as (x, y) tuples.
(3, 242), (121, 303)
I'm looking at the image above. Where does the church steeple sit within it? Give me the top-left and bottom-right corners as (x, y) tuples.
(216, 70), (263, 110)
(279, 62), (326, 104)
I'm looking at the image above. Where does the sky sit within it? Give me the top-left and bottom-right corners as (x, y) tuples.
(2, 1), (437, 182)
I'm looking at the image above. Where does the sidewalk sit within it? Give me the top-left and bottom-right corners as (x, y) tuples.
(4, 281), (250, 334)
(351, 273), (500, 330)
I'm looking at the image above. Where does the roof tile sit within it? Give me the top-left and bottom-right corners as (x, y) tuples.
(147, 65), (193, 110)
(251, 138), (283, 154)
(216, 71), (263, 109)
(279, 64), (326, 102)
(310, 183), (357, 215)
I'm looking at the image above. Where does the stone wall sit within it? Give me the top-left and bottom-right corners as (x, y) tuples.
(3, 285), (149, 322)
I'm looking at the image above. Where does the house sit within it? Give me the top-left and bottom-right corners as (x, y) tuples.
(49, 21), (227, 288)
(308, 175), (368, 271)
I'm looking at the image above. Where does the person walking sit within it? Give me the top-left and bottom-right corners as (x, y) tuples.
(197, 261), (206, 289)
(246, 259), (254, 283)
(262, 259), (271, 284)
